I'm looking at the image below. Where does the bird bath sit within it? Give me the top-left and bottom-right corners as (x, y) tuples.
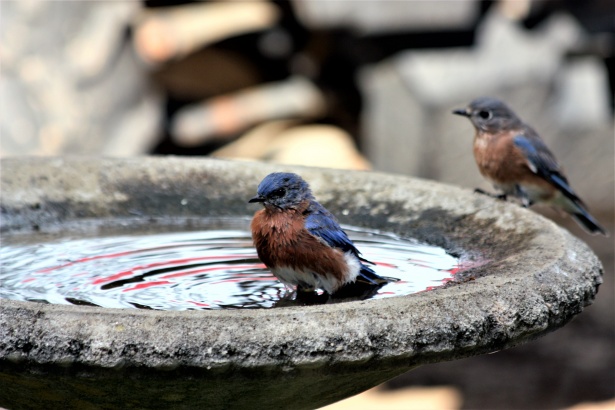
(0, 157), (603, 410)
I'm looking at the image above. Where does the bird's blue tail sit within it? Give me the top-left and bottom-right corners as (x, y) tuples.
(332, 264), (397, 299)
(550, 176), (607, 236)
(572, 209), (607, 236)
(561, 196), (607, 235)
(357, 264), (396, 285)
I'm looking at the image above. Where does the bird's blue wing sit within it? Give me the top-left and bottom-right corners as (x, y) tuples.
(304, 203), (362, 257)
(305, 202), (391, 285)
(513, 134), (580, 203)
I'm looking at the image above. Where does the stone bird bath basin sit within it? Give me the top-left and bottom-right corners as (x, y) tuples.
(0, 157), (603, 410)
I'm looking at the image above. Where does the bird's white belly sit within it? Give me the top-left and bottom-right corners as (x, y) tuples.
(272, 266), (321, 291)
(521, 183), (550, 203)
(271, 252), (361, 294)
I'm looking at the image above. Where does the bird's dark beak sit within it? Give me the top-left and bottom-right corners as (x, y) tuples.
(452, 108), (470, 117)
(248, 195), (265, 203)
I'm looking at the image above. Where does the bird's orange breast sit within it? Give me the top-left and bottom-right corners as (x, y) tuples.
(250, 209), (346, 281)
(473, 131), (538, 185)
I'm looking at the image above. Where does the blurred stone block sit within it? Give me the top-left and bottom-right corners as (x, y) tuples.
(211, 120), (371, 170)
(293, 0), (479, 34)
(133, 2), (279, 65)
(553, 57), (612, 130)
(0, 2), (161, 158)
(171, 76), (326, 147)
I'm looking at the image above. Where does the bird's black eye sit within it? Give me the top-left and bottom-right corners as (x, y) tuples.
(478, 110), (492, 120)
(269, 188), (286, 198)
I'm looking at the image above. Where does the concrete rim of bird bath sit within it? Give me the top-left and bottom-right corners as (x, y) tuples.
(0, 157), (603, 410)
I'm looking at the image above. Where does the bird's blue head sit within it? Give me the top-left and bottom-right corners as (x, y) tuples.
(453, 97), (523, 133)
(249, 172), (314, 210)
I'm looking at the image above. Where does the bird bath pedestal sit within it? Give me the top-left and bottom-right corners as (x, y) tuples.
(0, 157), (603, 410)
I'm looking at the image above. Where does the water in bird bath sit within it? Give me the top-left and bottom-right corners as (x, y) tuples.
(0, 217), (460, 310)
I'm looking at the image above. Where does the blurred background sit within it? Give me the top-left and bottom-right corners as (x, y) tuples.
(1, 0), (613, 408)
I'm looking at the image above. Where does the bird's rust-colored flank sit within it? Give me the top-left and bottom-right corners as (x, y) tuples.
(474, 129), (555, 199)
(251, 201), (346, 283)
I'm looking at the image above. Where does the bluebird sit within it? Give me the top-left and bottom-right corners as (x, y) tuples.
(453, 97), (606, 235)
(249, 172), (391, 295)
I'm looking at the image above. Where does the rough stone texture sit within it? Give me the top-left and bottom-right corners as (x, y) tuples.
(0, 157), (603, 410)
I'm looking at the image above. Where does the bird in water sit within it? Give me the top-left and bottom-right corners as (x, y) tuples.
(249, 172), (392, 295)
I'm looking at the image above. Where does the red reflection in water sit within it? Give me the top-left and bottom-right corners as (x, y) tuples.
(159, 264), (267, 279)
(424, 277), (454, 292)
(24, 244), (464, 302)
(420, 258), (488, 292)
(91, 255), (256, 285)
(447, 267), (463, 275)
(407, 259), (438, 270)
(110, 262), (273, 293)
(447, 259), (487, 276)
(93, 269), (138, 285)
(122, 280), (172, 292)
(36, 248), (163, 273)
(373, 261), (396, 268)
(37, 249), (255, 275)
(187, 301), (210, 307)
